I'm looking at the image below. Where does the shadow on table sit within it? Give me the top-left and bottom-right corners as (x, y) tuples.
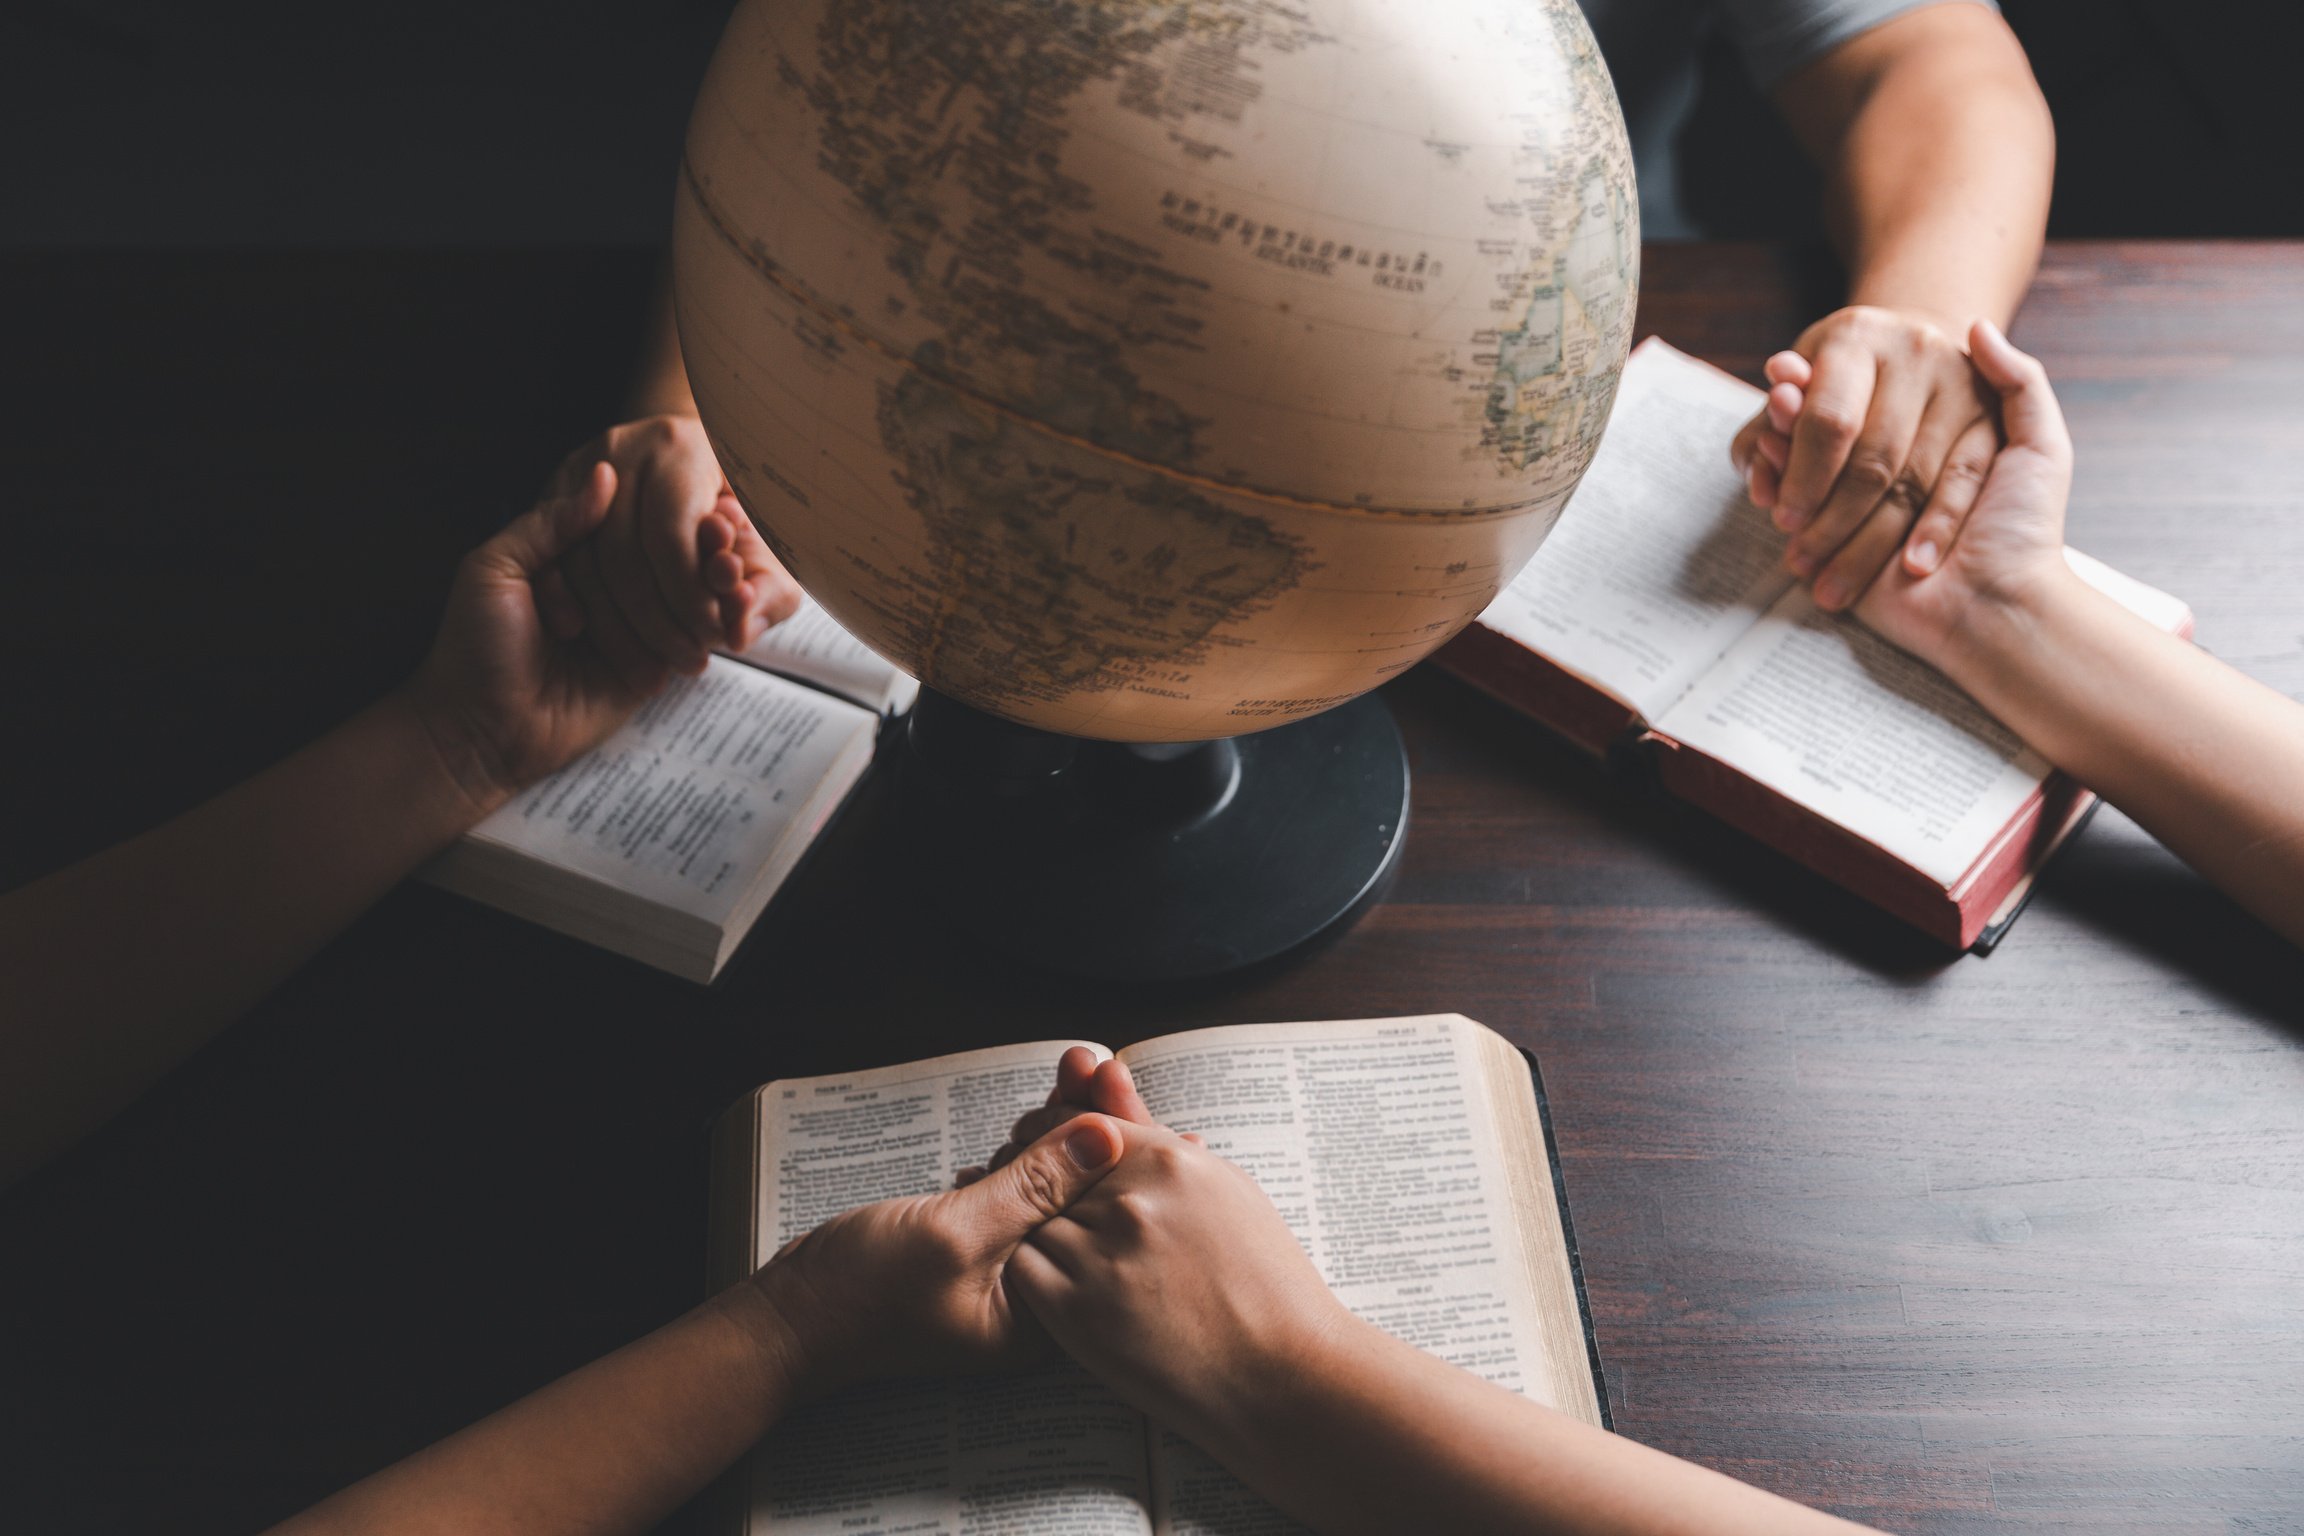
(2031, 810), (2304, 1036)
(1408, 670), (1960, 985)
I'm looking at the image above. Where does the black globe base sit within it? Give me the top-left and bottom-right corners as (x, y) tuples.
(899, 690), (1409, 983)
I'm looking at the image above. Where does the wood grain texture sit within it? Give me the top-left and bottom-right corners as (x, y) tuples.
(2, 243), (2300, 1532)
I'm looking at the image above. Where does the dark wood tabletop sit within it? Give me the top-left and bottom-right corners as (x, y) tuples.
(4, 241), (2302, 1533)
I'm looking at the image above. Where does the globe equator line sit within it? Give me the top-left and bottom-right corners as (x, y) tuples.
(681, 157), (1553, 524)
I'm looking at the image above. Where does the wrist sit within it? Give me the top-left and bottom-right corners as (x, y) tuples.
(741, 1253), (848, 1404)
(716, 1266), (823, 1408)
(1165, 1296), (1363, 1453)
(382, 683), (518, 825)
(1935, 560), (2087, 692)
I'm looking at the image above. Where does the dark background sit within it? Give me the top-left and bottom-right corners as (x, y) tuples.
(3, 0), (2300, 249)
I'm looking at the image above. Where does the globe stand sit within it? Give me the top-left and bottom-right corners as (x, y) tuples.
(899, 689), (1409, 983)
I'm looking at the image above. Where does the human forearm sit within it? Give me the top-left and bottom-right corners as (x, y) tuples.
(1942, 571), (2304, 947)
(0, 689), (497, 1184)
(1176, 1315), (1878, 1536)
(1784, 7), (2053, 328)
(268, 1096), (1133, 1533)
(268, 1279), (804, 1536)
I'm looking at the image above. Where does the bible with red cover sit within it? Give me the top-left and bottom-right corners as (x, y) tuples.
(1436, 339), (2193, 951)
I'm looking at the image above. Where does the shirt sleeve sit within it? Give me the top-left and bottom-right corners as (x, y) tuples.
(1716, 0), (2000, 89)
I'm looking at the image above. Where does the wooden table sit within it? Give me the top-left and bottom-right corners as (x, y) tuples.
(4, 243), (2301, 1533)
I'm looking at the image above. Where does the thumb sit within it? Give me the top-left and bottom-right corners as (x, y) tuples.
(949, 1113), (1124, 1251)
(487, 460), (617, 578)
(1968, 321), (2070, 461)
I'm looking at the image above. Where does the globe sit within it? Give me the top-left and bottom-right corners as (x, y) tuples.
(673, 0), (1638, 744)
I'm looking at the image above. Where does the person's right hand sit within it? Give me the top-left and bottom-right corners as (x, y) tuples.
(1002, 1119), (1352, 1435)
(1848, 320), (2076, 670)
(399, 463), (668, 813)
(750, 1110), (1130, 1400)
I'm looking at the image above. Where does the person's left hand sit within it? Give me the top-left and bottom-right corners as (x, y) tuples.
(1731, 305), (2001, 613)
(753, 1109), (1131, 1398)
(398, 462), (665, 813)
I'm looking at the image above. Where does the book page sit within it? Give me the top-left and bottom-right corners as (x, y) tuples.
(744, 1042), (1156, 1536)
(1118, 1015), (1580, 1536)
(735, 591), (920, 714)
(462, 657), (875, 924)
(1651, 550), (2190, 889)
(1654, 585), (2053, 886)
(1473, 340), (1790, 723)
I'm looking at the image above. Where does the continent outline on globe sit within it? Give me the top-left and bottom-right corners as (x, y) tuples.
(674, 0), (1638, 740)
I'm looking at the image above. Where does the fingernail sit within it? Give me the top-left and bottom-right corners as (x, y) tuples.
(1907, 539), (1941, 574)
(1065, 1121), (1115, 1169)
(1814, 578), (1845, 610)
(1775, 508), (1809, 535)
(1786, 549), (1814, 576)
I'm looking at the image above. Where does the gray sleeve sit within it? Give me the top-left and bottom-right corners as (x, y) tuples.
(1716, 0), (2001, 88)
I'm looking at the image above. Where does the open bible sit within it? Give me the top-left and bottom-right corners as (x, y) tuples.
(1437, 339), (2193, 950)
(708, 1013), (1604, 1534)
(424, 595), (915, 982)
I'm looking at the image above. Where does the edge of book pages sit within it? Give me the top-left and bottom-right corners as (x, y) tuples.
(424, 716), (878, 983)
(1517, 1040), (1613, 1431)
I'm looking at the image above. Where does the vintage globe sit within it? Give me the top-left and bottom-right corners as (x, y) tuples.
(674, 0), (1637, 743)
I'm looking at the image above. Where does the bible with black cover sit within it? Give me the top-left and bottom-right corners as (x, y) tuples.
(708, 1013), (1605, 1534)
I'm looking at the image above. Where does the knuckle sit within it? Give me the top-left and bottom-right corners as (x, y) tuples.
(1110, 1188), (1156, 1231)
(1883, 467), (1929, 514)
(1804, 404), (1861, 444)
(1845, 306), (1894, 342)
(1842, 448), (1900, 496)
(1010, 1152), (1071, 1218)
(1938, 453), (1989, 492)
(1144, 1141), (1190, 1176)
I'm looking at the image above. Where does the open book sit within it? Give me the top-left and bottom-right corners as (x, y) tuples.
(708, 1014), (1603, 1534)
(1436, 339), (2193, 951)
(424, 595), (915, 983)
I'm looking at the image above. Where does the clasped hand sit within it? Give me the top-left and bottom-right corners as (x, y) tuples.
(1747, 316), (2077, 671)
(1731, 304), (2000, 613)
(748, 1048), (1350, 1445)
(397, 415), (802, 812)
